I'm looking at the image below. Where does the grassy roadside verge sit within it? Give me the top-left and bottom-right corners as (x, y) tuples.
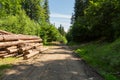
(72, 39), (120, 80)
(0, 57), (18, 78)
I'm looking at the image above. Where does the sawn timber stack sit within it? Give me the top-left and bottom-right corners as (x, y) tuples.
(0, 30), (48, 59)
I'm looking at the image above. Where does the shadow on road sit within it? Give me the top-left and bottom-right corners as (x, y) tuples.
(1, 45), (104, 80)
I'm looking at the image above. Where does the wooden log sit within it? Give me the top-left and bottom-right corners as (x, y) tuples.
(0, 51), (8, 58)
(3, 53), (17, 58)
(20, 45), (34, 52)
(0, 51), (7, 54)
(28, 43), (43, 49)
(21, 39), (42, 43)
(23, 50), (39, 60)
(7, 48), (18, 53)
(18, 43), (41, 54)
(0, 39), (42, 48)
(0, 35), (41, 41)
(17, 44), (26, 48)
(34, 43), (43, 49)
(20, 43), (43, 52)
(29, 43), (43, 46)
(6, 46), (17, 50)
(17, 34), (40, 40)
(2, 35), (18, 41)
(6, 46), (18, 53)
(0, 36), (3, 41)
(0, 53), (8, 57)
(0, 30), (13, 35)
(16, 54), (24, 58)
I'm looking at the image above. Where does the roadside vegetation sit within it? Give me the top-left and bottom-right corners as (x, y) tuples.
(0, 57), (18, 78)
(67, 0), (120, 80)
(75, 39), (120, 80)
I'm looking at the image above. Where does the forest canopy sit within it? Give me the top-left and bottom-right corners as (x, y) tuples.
(67, 0), (120, 42)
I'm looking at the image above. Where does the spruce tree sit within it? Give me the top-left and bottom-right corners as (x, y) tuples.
(43, 0), (50, 22)
(22, 0), (44, 22)
(74, 0), (84, 21)
(58, 24), (66, 36)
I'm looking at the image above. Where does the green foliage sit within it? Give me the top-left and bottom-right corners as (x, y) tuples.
(0, 11), (40, 35)
(57, 24), (67, 44)
(68, 0), (120, 42)
(43, 0), (50, 22)
(58, 24), (66, 36)
(0, 0), (62, 44)
(0, 0), (22, 16)
(22, 0), (45, 22)
(75, 49), (87, 56)
(58, 36), (67, 44)
(39, 23), (66, 44)
(75, 39), (120, 80)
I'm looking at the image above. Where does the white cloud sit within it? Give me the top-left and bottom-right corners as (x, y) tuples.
(50, 13), (71, 19)
(50, 13), (72, 32)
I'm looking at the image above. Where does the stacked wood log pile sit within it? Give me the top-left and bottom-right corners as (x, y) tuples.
(0, 30), (48, 60)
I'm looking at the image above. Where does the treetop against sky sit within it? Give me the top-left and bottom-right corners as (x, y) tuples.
(49, 0), (75, 32)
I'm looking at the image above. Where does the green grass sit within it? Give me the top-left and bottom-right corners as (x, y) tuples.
(75, 39), (120, 80)
(0, 57), (18, 78)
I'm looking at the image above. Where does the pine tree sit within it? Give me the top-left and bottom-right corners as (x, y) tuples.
(22, 0), (45, 22)
(0, 0), (22, 16)
(43, 0), (50, 22)
(58, 24), (66, 36)
(71, 13), (75, 24)
(74, 0), (84, 21)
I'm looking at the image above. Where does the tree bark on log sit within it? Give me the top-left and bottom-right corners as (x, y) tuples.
(20, 45), (34, 52)
(0, 30), (13, 35)
(28, 43), (43, 48)
(0, 51), (7, 54)
(0, 53), (8, 57)
(7, 48), (18, 53)
(0, 35), (40, 41)
(0, 30), (43, 59)
(24, 50), (39, 60)
(0, 39), (42, 48)
(3, 53), (17, 58)
(6, 46), (17, 50)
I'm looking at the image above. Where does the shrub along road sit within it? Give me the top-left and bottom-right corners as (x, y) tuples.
(1, 45), (104, 80)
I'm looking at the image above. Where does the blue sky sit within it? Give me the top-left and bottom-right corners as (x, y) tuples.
(49, 0), (75, 32)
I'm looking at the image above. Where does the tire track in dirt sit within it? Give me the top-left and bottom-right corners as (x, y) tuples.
(1, 45), (104, 80)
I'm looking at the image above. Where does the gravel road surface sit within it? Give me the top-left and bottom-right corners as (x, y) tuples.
(2, 45), (104, 80)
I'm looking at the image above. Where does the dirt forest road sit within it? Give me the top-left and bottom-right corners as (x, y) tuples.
(2, 45), (104, 80)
